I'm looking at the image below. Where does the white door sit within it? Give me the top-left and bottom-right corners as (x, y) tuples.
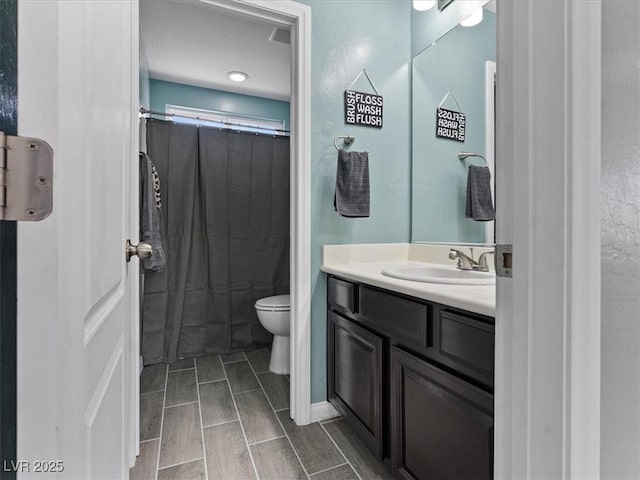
(17, 1), (140, 478)
(495, 1), (601, 478)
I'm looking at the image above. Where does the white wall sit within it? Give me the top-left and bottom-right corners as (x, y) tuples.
(601, 1), (640, 478)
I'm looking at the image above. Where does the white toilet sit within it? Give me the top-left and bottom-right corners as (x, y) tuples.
(255, 294), (290, 375)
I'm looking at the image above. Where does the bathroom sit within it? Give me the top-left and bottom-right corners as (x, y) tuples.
(11, 0), (632, 479)
(132, 0), (497, 478)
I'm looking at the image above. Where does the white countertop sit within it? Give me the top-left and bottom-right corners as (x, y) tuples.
(321, 244), (496, 317)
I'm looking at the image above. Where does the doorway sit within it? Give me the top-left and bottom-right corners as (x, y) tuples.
(136, 0), (312, 439)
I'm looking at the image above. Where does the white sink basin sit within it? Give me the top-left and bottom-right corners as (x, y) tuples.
(381, 265), (495, 285)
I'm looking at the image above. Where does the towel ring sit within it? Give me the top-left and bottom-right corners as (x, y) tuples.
(458, 151), (487, 165)
(334, 135), (355, 151)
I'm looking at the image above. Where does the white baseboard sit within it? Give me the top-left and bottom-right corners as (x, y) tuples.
(310, 401), (339, 423)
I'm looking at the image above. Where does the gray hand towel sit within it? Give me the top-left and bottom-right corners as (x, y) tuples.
(465, 165), (495, 221)
(334, 149), (370, 218)
(140, 152), (167, 272)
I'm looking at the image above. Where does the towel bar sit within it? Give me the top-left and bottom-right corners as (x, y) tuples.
(458, 151), (487, 165)
(334, 135), (355, 151)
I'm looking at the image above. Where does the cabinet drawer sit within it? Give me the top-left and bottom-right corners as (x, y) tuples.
(436, 308), (494, 386)
(328, 277), (357, 314)
(359, 286), (429, 348)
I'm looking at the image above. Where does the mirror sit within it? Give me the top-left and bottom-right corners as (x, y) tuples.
(411, 7), (496, 244)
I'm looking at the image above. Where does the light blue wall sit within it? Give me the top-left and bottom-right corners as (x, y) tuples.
(149, 79), (291, 129)
(296, 0), (412, 403)
(411, 12), (495, 242)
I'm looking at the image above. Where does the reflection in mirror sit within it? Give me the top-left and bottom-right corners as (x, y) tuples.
(411, 7), (496, 244)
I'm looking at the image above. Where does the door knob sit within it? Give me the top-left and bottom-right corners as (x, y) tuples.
(126, 239), (153, 262)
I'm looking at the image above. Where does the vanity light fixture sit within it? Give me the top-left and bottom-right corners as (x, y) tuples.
(460, 6), (483, 26)
(227, 71), (249, 82)
(413, 0), (436, 11)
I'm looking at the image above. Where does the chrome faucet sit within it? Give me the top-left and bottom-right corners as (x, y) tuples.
(449, 248), (477, 271)
(449, 248), (495, 272)
(475, 251), (495, 272)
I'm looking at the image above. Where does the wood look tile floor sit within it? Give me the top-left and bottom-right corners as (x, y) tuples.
(131, 349), (392, 480)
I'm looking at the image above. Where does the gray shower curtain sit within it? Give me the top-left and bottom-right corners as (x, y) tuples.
(142, 119), (290, 364)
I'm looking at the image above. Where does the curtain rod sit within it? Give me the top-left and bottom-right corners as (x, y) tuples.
(139, 108), (291, 134)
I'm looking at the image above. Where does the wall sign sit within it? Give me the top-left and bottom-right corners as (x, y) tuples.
(436, 107), (466, 142)
(344, 90), (383, 129)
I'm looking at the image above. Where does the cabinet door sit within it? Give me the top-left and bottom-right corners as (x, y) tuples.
(391, 347), (493, 480)
(328, 311), (384, 457)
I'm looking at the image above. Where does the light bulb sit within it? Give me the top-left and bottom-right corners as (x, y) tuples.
(227, 71), (249, 82)
(413, 0), (436, 11)
(460, 7), (483, 27)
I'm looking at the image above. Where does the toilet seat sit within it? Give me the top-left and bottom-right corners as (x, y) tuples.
(255, 294), (290, 312)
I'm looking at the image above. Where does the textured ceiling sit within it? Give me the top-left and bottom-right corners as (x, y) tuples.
(140, 0), (291, 101)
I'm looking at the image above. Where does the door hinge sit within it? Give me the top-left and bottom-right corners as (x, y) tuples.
(0, 131), (53, 221)
(495, 244), (512, 278)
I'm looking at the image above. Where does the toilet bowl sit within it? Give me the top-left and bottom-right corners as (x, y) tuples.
(255, 294), (290, 375)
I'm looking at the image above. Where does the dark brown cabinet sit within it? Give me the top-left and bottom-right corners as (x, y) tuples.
(390, 346), (493, 480)
(326, 275), (495, 479)
(327, 311), (384, 457)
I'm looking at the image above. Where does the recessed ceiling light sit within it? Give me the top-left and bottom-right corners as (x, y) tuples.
(227, 71), (249, 82)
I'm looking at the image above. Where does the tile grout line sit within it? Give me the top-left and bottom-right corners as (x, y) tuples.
(157, 457), (205, 472)
(203, 418), (241, 430)
(164, 400), (199, 409)
(222, 356), (262, 480)
(198, 378), (228, 387)
(247, 435), (287, 447)
(308, 462), (349, 477)
(318, 422), (363, 480)
(246, 359), (311, 480)
(229, 387), (262, 396)
(154, 364), (169, 480)
(220, 353), (249, 365)
(194, 357), (210, 480)
(166, 366), (195, 373)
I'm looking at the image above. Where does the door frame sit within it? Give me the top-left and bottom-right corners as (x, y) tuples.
(170, 0), (313, 425)
(128, 1), (141, 460)
(495, 1), (601, 477)
(484, 60), (495, 244)
(0, 0), (18, 473)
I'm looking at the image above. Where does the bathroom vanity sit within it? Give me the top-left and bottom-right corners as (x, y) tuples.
(322, 244), (495, 480)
